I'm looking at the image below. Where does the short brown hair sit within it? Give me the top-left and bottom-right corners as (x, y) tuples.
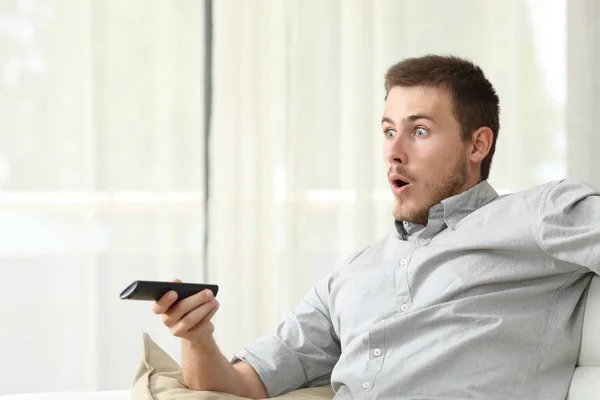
(385, 54), (500, 181)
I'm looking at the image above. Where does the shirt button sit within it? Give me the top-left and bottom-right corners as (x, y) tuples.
(418, 238), (430, 245)
(400, 259), (408, 266)
(362, 382), (370, 389)
(372, 348), (382, 357)
(400, 303), (410, 312)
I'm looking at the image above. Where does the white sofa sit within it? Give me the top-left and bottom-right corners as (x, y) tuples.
(567, 275), (600, 399)
(0, 391), (130, 399)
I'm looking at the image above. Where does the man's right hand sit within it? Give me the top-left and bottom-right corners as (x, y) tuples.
(153, 279), (268, 398)
(152, 278), (220, 343)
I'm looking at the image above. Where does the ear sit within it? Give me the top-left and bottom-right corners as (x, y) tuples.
(468, 127), (494, 164)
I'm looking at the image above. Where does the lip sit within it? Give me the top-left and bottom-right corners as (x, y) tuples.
(390, 182), (411, 196)
(389, 173), (410, 184)
(388, 174), (411, 196)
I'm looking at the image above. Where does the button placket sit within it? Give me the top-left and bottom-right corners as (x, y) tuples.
(396, 253), (413, 316)
(365, 320), (386, 393)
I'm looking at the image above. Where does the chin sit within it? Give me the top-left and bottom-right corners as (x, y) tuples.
(392, 204), (411, 222)
(393, 202), (427, 224)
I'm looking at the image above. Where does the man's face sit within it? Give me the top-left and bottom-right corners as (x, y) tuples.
(382, 86), (472, 225)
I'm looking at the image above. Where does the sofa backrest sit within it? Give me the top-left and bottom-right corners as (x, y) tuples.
(567, 275), (600, 399)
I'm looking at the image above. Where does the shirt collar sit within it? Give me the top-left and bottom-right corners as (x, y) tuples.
(395, 180), (499, 239)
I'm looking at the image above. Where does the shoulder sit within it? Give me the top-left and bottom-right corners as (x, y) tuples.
(329, 232), (396, 277)
(533, 178), (597, 211)
(345, 232), (400, 265)
(341, 245), (372, 266)
(501, 179), (597, 209)
(494, 179), (598, 223)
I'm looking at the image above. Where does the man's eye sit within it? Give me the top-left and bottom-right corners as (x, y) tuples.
(384, 129), (397, 139)
(415, 127), (429, 137)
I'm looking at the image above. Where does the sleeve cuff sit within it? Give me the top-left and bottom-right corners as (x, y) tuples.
(231, 334), (307, 397)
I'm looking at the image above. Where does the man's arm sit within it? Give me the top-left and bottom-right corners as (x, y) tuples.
(181, 337), (267, 399)
(230, 275), (341, 397)
(536, 179), (600, 272)
(154, 273), (341, 398)
(153, 282), (267, 398)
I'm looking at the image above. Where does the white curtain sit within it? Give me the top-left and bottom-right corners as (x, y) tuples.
(0, 0), (206, 394)
(208, 0), (597, 359)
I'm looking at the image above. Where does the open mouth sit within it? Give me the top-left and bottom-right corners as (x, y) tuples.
(390, 176), (411, 196)
(393, 179), (409, 189)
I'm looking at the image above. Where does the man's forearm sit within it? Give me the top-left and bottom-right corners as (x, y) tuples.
(182, 337), (267, 399)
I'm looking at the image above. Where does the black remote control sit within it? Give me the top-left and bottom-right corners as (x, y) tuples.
(120, 280), (219, 302)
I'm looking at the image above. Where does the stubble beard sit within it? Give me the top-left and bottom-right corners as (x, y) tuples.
(392, 155), (469, 225)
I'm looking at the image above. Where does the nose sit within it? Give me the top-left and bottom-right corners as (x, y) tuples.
(384, 136), (408, 166)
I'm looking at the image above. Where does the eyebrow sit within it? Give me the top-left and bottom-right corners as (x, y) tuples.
(381, 114), (437, 126)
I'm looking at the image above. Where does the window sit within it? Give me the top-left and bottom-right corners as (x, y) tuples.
(0, 0), (207, 393)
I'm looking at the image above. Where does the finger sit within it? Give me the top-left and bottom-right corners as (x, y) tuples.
(203, 299), (220, 322)
(152, 278), (182, 314)
(162, 289), (214, 326)
(153, 290), (178, 314)
(188, 301), (219, 337)
(171, 299), (219, 337)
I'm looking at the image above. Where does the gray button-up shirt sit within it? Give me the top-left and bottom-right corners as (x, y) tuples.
(232, 179), (600, 399)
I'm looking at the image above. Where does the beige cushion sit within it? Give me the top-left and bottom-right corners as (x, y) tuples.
(131, 332), (334, 400)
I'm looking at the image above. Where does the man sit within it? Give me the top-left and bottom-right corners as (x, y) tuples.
(153, 55), (600, 399)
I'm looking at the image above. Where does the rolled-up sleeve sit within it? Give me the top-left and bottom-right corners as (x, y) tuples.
(536, 178), (600, 273)
(231, 276), (340, 397)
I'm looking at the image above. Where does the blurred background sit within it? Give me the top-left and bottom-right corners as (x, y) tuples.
(0, 0), (598, 395)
